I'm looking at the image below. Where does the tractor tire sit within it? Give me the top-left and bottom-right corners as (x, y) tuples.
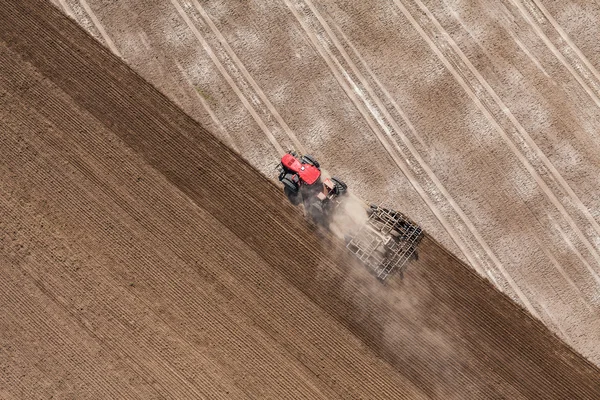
(281, 177), (299, 194)
(301, 154), (320, 168)
(331, 177), (348, 195)
(284, 186), (302, 205)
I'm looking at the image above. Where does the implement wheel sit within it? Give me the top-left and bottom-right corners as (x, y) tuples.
(331, 177), (347, 195)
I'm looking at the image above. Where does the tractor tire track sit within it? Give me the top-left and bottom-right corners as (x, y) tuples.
(76, 0), (121, 57)
(393, 0), (600, 286)
(169, 0), (284, 155)
(529, 0), (600, 86)
(187, 0), (305, 153)
(509, 0), (600, 106)
(173, 59), (239, 152)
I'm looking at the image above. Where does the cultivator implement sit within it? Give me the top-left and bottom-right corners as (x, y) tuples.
(346, 205), (424, 281)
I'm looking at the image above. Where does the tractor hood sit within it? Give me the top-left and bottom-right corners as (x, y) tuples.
(281, 153), (321, 185)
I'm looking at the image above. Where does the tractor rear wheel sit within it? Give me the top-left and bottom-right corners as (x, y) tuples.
(281, 177), (299, 194)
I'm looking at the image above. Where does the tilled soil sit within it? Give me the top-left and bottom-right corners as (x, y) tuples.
(47, 0), (600, 366)
(1, 1), (600, 398)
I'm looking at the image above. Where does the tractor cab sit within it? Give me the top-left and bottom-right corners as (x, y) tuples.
(277, 150), (348, 223)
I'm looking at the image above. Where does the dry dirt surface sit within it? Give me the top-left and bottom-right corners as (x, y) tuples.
(2, 1), (600, 398)
(48, 0), (600, 366)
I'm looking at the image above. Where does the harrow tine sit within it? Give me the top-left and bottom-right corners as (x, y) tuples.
(346, 203), (424, 282)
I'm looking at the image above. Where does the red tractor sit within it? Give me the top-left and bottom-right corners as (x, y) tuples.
(276, 150), (424, 282)
(277, 150), (347, 224)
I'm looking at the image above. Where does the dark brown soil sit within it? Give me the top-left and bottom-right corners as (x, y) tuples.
(1, 1), (599, 398)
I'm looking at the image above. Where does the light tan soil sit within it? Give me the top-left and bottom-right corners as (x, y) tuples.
(50, 0), (600, 365)
(2, 1), (600, 398)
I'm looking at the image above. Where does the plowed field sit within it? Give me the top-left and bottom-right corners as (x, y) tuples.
(1, 1), (600, 398)
(49, 0), (600, 365)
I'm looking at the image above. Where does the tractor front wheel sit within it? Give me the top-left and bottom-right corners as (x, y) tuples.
(301, 154), (320, 168)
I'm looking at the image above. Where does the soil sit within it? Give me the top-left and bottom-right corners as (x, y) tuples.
(1, 1), (600, 398)
(47, 0), (600, 366)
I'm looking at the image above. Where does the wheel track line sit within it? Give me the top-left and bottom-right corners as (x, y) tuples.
(539, 302), (570, 343)
(282, 0), (487, 275)
(395, 0), (600, 273)
(507, 29), (553, 80)
(398, 0), (600, 298)
(529, 0), (600, 87)
(189, 0), (305, 153)
(329, 18), (427, 149)
(169, 0), (284, 155)
(507, 0), (600, 107)
(55, 0), (73, 18)
(288, 0), (544, 317)
(76, 0), (121, 58)
(533, 234), (594, 312)
(547, 212), (600, 289)
(173, 59), (239, 152)
(445, 1), (555, 82)
(412, 0), (600, 260)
